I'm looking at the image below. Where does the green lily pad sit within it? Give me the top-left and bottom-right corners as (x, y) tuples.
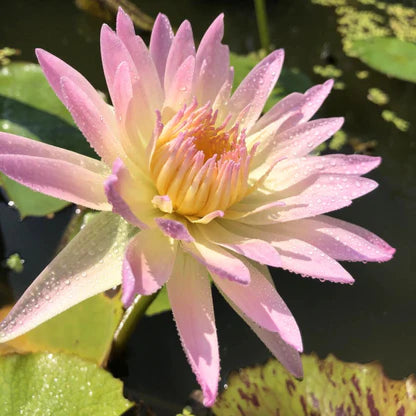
(230, 52), (313, 112)
(0, 293), (123, 366)
(0, 352), (133, 415)
(146, 286), (171, 316)
(213, 354), (416, 415)
(350, 37), (416, 83)
(0, 63), (97, 217)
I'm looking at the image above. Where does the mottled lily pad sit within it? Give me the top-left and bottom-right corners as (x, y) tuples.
(213, 354), (416, 415)
(351, 37), (416, 83)
(0, 63), (96, 217)
(0, 293), (123, 366)
(0, 352), (132, 415)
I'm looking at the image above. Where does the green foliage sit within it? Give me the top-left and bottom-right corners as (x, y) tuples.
(351, 37), (416, 83)
(0, 294), (123, 366)
(381, 110), (410, 132)
(5, 253), (24, 273)
(0, 63), (96, 217)
(146, 286), (171, 316)
(213, 354), (416, 416)
(0, 352), (132, 415)
(367, 87), (389, 105)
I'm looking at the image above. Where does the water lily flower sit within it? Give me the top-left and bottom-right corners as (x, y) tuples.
(0, 9), (394, 406)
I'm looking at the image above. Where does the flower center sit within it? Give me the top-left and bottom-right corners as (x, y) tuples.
(150, 102), (255, 218)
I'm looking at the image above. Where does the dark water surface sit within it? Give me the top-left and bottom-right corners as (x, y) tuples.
(1, 0), (415, 414)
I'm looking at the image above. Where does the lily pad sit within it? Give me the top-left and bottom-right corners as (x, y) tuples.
(230, 52), (312, 112)
(350, 37), (416, 83)
(146, 286), (171, 316)
(0, 352), (133, 415)
(0, 293), (123, 366)
(0, 63), (96, 217)
(213, 354), (416, 415)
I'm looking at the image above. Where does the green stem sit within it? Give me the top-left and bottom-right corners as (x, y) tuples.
(253, 0), (271, 53)
(112, 292), (159, 357)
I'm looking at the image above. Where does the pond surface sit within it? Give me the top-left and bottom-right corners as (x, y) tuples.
(0, 0), (415, 414)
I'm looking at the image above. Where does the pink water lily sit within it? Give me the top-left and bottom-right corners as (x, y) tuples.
(0, 9), (394, 406)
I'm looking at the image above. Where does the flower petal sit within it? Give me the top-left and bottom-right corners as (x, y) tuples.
(280, 215), (395, 262)
(164, 20), (195, 93)
(116, 8), (163, 109)
(183, 231), (250, 284)
(221, 288), (303, 377)
(220, 220), (354, 284)
(0, 133), (110, 210)
(149, 13), (174, 85)
(261, 154), (381, 192)
(0, 212), (132, 342)
(239, 174), (378, 225)
(229, 49), (284, 131)
(104, 158), (147, 228)
(104, 158), (157, 228)
(199, 220), (281, 267)
(60, 76), (123, 166)
(250, 117), (344, 179)
(194, 14), (230, 105)
(167, 250), (219, 407)
(35, 49), (119, 165)
(211, 260), (302, 351)
(122, 228), (177, 304)
(251, 79), (334, 135)
(155, 217), (194, 242)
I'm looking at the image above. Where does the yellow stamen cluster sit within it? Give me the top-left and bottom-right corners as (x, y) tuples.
(150, 102), (254, 218)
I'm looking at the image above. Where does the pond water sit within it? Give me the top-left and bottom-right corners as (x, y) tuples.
(0, 0), (415, 414)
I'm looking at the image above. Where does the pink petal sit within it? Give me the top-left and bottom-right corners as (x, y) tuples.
(0, 212), (131, 342)
(164, 55), (195, 115)
(282, 215), (395, 262)
(104, 158), (146, 228)
(194, 14), (230, 105)
(223, 290), (303, 377)
(116, 8), (163, 109)
(211, 259), (302, 351)
(251, 79), (334, 134)
(122, 228), (177, 304)
(229, 50), (284, 131)
(300, 78), (334, 122)
(149, 13), (174, 85)
(251, 117), (344, 178)
(239, 174), (378, 224)
(167, 251), (219, 407)
(261, 154), (381, 192)
(200, 220), (281, 267)
(36, 49), (120, 165)
(155, 217), (194, 242)
(104, 158), (157, 229)
(112, 61), (154, 159)
(183, 233), (250, 284)
(221, 221), (354, 284)
(164, 20), (195, 93)
(0, 133), (110, 210)
(60, 76), (122, 166)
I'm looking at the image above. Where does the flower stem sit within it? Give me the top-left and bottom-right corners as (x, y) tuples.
(112, 292), (159, 357)
(253, 0), (271, 53)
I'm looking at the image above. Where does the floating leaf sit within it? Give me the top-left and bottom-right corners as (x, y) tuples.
(0, 352), (132, 415)
(5, 253), (24, 273)
(0, 63), (96, 217)
(0, 293), (123, 365)
(351, 37), (416, 83)
(213, 354), (416, 415)
(146, 286), (171, 316)
(230, 52), (312, 112)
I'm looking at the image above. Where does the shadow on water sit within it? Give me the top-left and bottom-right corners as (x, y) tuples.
(0, 0), (415, 414)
